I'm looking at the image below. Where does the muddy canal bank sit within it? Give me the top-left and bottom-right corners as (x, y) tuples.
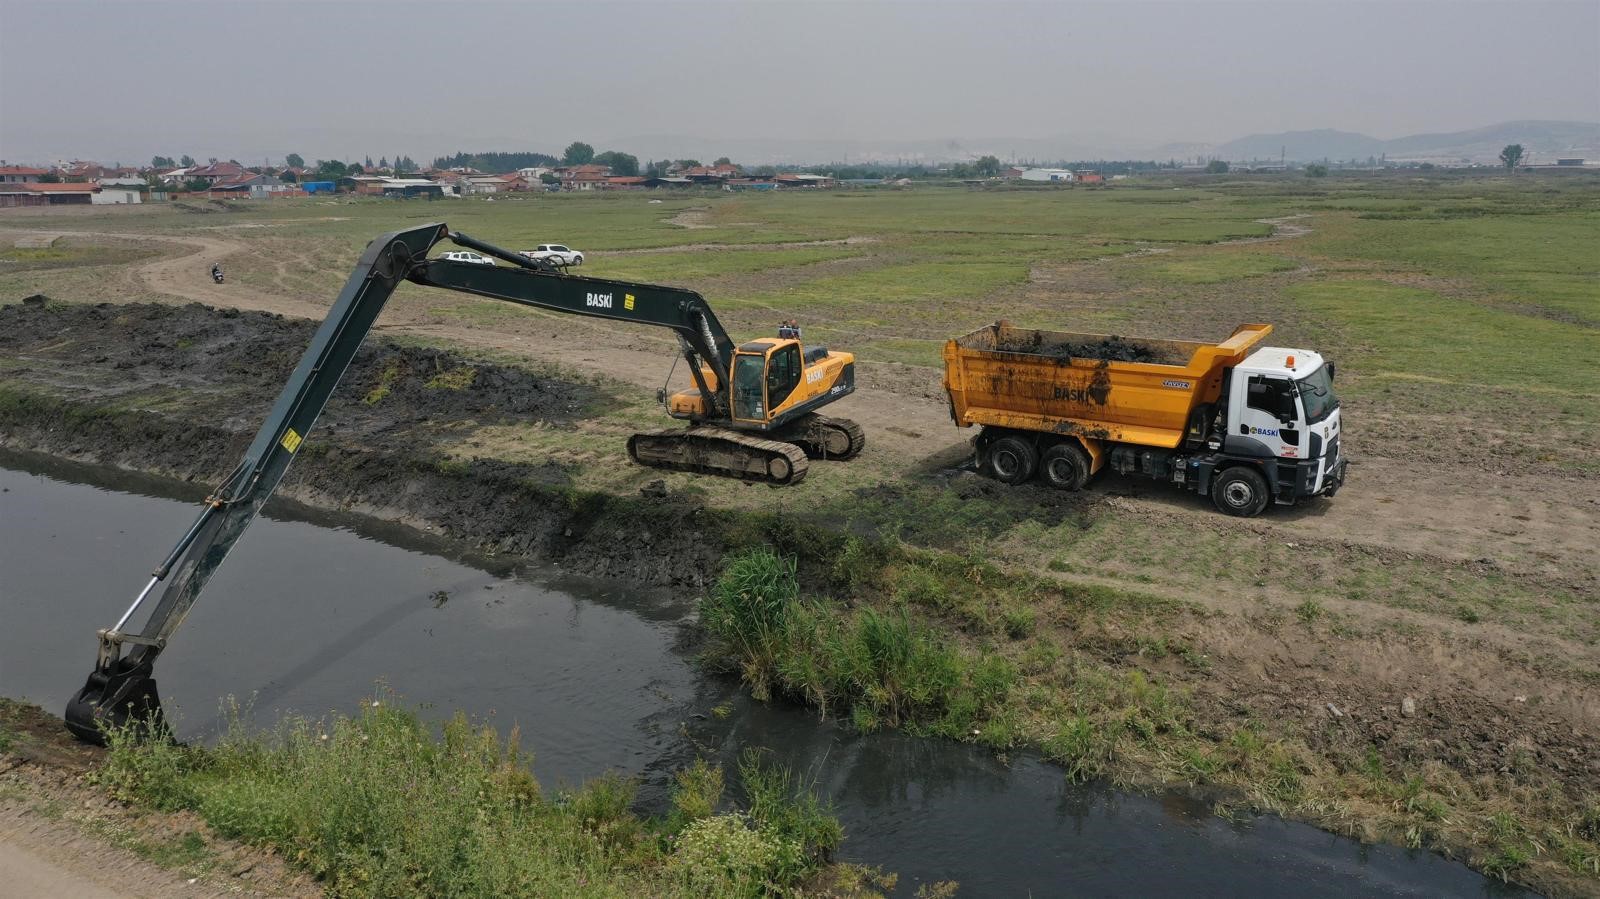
(0, 300), (723, 588)
(2, 299), (1594, 896)
(0, 453), (1530, 897)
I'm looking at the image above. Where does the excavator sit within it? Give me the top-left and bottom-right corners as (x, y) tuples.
(63, 222), (864, 743)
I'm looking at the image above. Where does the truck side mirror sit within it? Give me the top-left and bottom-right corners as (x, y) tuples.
(1327, 362), (1336, 381)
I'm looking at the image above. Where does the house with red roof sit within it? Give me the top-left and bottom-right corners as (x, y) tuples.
(0, 165), (48, 184)
(678, 163), (742, 183)
(558, 164), (612, 190)
(184, 161), (248, 185)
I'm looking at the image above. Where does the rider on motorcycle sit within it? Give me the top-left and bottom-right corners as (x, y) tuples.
(211, 262), (223, 283)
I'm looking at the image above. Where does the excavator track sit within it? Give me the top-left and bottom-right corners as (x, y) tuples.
(628, 426), (811, 486)
(782, 414), (867, 460)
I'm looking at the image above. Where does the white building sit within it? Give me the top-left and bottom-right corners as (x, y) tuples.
(517, 166), (552, 181)
(1019, 168), (1075, 183)
(462, 176), (511, 195)
(91, 186), (142, 205)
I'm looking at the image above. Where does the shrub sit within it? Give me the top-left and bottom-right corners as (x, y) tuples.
(668, 758), (724, 831)
(670, 814), (792, 898)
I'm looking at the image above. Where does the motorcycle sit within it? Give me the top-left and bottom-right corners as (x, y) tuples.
(211, 269), (224, 284)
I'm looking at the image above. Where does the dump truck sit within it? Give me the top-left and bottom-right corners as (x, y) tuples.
(943, 321), (1346, 516)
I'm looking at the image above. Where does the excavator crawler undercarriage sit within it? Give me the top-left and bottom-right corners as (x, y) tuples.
(629, 426), (813, 486)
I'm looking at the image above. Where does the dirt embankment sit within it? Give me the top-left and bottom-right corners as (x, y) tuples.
(0, 300), (722, 588)
(0, 699), (321, 898)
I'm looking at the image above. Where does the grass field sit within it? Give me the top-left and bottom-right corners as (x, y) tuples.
(2, 171), (1597, 894)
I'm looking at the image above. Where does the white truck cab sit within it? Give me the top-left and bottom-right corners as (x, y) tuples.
(1216, 346), (1346, 512)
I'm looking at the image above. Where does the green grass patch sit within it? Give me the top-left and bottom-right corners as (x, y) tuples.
(587, 247), (862, 284)
(1131, 252), (1299, 285)
(1287, 280), (1600, 402)
(95, 695), (853, 898)
(701, 548), (1015, 734)
(0, 243), (152, 274)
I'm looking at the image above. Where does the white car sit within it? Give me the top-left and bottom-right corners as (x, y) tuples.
(521, 244), (584, 266)
(440, 250), (494, 266)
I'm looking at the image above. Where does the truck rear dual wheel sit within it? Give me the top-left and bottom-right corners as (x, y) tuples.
(1212, 466), (1270, 517)
(984, 436), (1036, 485)
(1039, 443), (1091, 491)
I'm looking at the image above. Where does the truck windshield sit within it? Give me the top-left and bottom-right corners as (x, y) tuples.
(1297, 364), (1339, 424)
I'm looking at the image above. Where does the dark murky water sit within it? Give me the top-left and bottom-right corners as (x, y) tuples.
(0, 450), (1529, 897)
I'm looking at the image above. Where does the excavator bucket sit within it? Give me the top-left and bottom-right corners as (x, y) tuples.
(64, 654), (166, 745)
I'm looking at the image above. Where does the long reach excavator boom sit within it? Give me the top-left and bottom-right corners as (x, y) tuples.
(65, 223), (864, 743)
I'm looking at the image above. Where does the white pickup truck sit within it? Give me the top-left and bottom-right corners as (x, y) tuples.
(520, 244), (585, 266)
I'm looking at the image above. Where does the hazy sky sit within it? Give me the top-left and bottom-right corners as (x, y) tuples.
(2, 0), (1596, 164)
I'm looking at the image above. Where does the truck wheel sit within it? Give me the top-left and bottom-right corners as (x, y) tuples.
(1039, 443), (1090, 490)
(985, 436), (1037, 485)
(1212, 466), (1270, 517)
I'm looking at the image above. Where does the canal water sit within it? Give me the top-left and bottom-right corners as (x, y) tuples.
(0, 449), (1527, 897)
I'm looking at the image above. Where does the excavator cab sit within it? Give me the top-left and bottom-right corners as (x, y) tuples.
(731, 340), (801, 422)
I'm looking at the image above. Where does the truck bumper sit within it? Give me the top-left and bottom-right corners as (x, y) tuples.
(1320, 456), (1348, 497)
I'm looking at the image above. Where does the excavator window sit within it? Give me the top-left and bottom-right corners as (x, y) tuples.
(767, 344), (801, 407)
(733, 354), (766, 420)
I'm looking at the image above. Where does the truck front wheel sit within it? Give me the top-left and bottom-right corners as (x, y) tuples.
(1212, 466), (1270, 517)
(985, 436), (1037, 485)
(1040, 443), (1090, 490)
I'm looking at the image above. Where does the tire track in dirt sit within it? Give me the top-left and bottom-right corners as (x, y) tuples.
(1223, 213), (1314, 244)
(606, 235), (879, 257)
(7, 228), (331, 318)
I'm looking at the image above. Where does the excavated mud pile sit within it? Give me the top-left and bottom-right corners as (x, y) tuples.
(0, 301), (598, 435)
(995, 332), (1180, 365)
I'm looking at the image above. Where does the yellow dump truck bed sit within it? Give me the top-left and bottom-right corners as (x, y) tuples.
(943, 321), (1274, 449)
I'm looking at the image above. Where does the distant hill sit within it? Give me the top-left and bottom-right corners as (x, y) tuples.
(597, 120), (1600, 167)
(1379, 120), (1600, 162)
(1216, 120), (1600, 163)
(1217, 129), (1384, 163)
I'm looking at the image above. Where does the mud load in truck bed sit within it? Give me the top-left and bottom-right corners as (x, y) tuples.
(990, 330), (1185, 366)
(944, 320), (1273, 448)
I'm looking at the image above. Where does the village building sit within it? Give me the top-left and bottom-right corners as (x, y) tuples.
(91, 184), (142, 204)
(208, 172), (293, 198)
(461, 175), (513, 195)
(0, 165), (49, 184)
(1019, 168), (1075, 183)
(183, 162), (249, 185)
(773, 173), (836, 188)
(0, 182), (99, 206)
(558, 164), (612, 190)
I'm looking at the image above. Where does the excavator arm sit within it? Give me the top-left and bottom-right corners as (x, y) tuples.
(414, 243), (737, 417)
(62, 221), (761, 743)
